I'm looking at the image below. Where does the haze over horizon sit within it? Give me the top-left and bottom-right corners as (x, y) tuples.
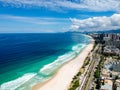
(0, 0), (120, 33)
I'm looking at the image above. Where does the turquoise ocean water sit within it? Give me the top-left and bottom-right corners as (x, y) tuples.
(0, 33), (91, 90)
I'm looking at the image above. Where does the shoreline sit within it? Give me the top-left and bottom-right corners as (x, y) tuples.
(33, 35), (94, 90)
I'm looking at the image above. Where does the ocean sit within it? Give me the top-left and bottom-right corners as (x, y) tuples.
(0, 33), (91, 90)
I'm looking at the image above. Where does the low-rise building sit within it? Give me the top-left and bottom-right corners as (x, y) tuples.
(103, 46), (120, 55)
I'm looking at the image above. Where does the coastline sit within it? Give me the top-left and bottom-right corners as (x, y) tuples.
(33, 35), (94, 90)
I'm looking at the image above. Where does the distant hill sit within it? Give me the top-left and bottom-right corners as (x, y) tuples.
(66, 29), (120, 34)
(94, 29), (120, 33)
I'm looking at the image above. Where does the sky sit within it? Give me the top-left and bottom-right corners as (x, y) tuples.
(0, 0), (120, 33)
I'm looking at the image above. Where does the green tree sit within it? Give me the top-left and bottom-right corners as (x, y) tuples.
(94, 69), (100, 78)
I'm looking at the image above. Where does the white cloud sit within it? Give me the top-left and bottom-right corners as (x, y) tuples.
(0, 15), (68, 25)
(70, 14), (120, 31)
(0, 15), (70, 33)
(0, 0), (120, 12)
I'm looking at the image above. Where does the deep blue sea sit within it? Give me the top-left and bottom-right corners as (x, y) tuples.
(0, 33), (90, 90)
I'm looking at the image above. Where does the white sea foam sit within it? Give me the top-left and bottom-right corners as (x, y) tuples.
(40, 44), (86, 75)
(72, 44), (86, 53)
(0, 73), (36, 90)
(40, 52), (76, 75)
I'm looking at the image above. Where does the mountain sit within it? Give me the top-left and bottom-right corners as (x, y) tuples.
(66, 29), (120, 34)
(96, 29), (120, 33)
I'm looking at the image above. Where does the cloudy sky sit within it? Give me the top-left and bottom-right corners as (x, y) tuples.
(0, 0), (120, 33)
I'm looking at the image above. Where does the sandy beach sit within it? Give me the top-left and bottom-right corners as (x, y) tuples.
(33, 36), (94, 90)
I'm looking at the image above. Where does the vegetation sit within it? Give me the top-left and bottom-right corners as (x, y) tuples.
(68, 56), (90, 90)
(93, 43), (97, 49)
(116, 56), (120, 60)
(96, 79), (101, 89)
(68, 80), (79, 90)
(68, 72), (81, 90)
(80, 68), (85, 74)
(68, 44), (95, 90)
(94, 55), (105, 89)
(103, 53), (110, 57)
(82, 56), (90, 68)
(94, 69), (100, 78)
(84, 58), (90, 66)
(91, 43), (97, 52)
(91, 87), (94, 90)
